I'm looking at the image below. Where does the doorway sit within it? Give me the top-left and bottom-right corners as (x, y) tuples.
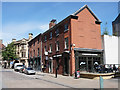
(64, 57), (69, 75)
(49, 60), (53, 73)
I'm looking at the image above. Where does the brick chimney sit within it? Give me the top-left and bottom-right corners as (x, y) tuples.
(49, 19), (57, 29)
(29, 33), (33, 41)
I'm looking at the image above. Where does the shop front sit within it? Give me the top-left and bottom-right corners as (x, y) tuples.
(28, 56), (41, 71)
(74, 48), (103, 72)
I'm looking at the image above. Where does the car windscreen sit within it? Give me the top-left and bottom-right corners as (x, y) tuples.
(27, 68), (33, 70)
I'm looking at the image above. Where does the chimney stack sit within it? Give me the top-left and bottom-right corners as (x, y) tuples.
(29, 33), (33, 41)
(12, 38), (16, 42)
(49, 19), (57, 29)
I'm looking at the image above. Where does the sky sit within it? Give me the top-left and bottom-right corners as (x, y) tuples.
(2, 2), (119, 46)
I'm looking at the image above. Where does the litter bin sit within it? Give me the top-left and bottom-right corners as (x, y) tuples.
(75, 70), (80, 79)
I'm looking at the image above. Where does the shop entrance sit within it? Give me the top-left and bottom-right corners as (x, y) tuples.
(49, 60), (53, 73)
(64, 57), (69, 75)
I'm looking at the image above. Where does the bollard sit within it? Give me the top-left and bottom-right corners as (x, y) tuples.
(100, 76), (104, 89)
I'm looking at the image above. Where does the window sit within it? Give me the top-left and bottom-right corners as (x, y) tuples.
(22, 52), (26, 58)
(34, 50), (35, 57)
(50, 32), (52, 39)
(22, 45), (25, 49)
(65, 37), (69, 49)
(38, 48), (39, 56)
(44, 35), (47, 42)
(64, 24), (69, 31)
(49, 44), (52, 53)
(34, 41), (35, 46)
(44, 46), (47, 52)
(38, 38), (40, 44)
(56, 29), (59, 36)
(56, 41), (60, 51)
(31, 51), (32, 58)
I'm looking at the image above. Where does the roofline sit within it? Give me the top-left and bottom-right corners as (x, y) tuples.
(28, 33), (42, 44)
(112, 13), (120, 23)
(42, 15), (78, 35)
(72, 5), (101, 23)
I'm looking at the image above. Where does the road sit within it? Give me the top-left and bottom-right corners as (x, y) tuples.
(1, 67), (120, 89)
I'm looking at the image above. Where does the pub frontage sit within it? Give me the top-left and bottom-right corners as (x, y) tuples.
(74, 48), (103, 72)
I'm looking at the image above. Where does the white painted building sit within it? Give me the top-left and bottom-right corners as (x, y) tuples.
(102, 35), (119, 65)
(12, 33), (33, 67)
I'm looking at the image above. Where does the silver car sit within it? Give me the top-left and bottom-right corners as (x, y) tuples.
(24, 67), (36, 75)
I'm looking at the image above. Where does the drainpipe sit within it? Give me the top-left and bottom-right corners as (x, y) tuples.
(40, 40), (42, 72)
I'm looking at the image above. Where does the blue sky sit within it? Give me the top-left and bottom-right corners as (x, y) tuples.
(2, 2), (118, 45)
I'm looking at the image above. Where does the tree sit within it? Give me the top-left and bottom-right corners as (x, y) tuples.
(102, 22), (109, 35)
(2, 42), (18, 61)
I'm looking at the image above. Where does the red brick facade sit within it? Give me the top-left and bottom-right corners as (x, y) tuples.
(28, 5), (102, 76)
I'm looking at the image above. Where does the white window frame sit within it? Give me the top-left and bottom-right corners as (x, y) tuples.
(65, 37), (69, 49)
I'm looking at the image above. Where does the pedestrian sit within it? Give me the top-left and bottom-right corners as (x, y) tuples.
(113, 64), (117, 73)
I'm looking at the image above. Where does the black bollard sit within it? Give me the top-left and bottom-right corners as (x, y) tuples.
(55, 68), (57, 78)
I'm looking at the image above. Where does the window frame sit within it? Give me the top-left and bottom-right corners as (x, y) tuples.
(56, 29), (59, 36)
(56, 41), (60, 51)
(50, 32), (52, 39)
(65, 37), (69, 49)
(64, 23), (69, 32)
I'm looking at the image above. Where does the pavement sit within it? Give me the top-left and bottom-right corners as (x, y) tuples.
(35, 71), (119, 88)
(1, 68), (120, 89)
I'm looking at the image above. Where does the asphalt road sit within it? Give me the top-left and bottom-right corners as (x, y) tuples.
(2, 69), (69, 88)
(1, 67), (120, 89)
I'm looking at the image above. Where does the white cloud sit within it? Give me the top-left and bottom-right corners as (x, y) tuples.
(2, 22), (49, 46)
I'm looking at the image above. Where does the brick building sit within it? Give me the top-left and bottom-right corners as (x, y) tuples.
(28, 5), (103, 76)
(28, 33), (42, 71)
(112, 14), (120, 36)
(13, 33), (33, 67)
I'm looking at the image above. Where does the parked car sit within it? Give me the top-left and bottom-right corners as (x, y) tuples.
(19, 66), (26, 73)
(24, 67), (36, 75)
(14, 63), (23, 71)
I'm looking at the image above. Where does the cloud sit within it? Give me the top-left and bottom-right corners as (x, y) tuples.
(2, 22), (49, 46)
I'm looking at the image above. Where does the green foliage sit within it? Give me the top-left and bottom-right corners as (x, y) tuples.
(2, 42), (18, 61)
(102, 22), (109, 35)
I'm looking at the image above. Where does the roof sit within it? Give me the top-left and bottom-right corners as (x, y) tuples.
(28, 33), (42, 44)
(42, 5), (101, 35)
(112, 13), (120, 23)
(29, 5), (101, 42)
(72, 5), (101, 23)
